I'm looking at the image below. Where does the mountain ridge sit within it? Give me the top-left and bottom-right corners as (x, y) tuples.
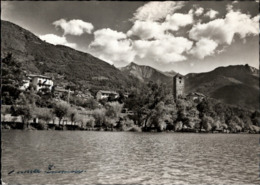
(184, 64), (259, 110)
(120, 62), (176, 84)
(1, 20), (259, 110)
(1, 20), (140, 92)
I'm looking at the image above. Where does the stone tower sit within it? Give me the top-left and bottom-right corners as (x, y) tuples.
(173, 73), (184, 100)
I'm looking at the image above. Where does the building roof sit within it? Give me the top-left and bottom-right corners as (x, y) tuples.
(187, 92), (206, 97)
(97, 90), (118, 95)
(27, 74), (52, 80)
(173, 73), (184, 78)
(194, 92), (206, 97)
(55, 87), (72, 93)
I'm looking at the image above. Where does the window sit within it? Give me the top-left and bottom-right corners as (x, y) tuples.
(179, 77), (182, 80)
(179, 80), (181, 83)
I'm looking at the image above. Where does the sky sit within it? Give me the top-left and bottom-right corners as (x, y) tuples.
(1, 1), (259, 75)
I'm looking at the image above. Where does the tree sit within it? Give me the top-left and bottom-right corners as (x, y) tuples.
(251, 110), (260, 126)
(81, 98), (99, 110)
(68, 108), (79, 125)
(228, 116), (244, 132)
(105, 102), (123, 118)
(92, 108), (106, 127)
(211, 119), (221, 132)
(36, 108), (53, 124)
(149, 101), (166, 131)
(35, 108), (53, 130)
(11, 92), (34, 129)
(201, 115), (213, 132)
(14, 105), (33, 129)
(86, 116), (95, 129)
(228, 120), (237, 133)
(242, 116), (253, 130)
(53, 102), (70, 125)
(2, 53), (26, 105)
(124, 81), (172, 129)
(197, 98), (216, 118)
(164, 103), (177, 130)
(175, 121), (183, 131)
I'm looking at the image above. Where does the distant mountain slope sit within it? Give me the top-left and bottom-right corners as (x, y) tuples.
(1, 20), (138, 91)
(185, 65), (259, 110)
(120, 62), (175, 84)
(163, 70), (178, 77)
(1, 20), (259, 110)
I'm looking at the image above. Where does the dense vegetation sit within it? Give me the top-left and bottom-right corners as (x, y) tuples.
(1, 53), (259, 133)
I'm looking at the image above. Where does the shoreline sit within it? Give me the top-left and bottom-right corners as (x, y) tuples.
(1, 122), (259, 134)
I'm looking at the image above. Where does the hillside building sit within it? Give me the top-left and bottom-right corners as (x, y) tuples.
(186, 92), (205, 102)
(54, 86), (74, 100)
(173, 73), (184, 100)
(20, 74), (54, 91)
(20, 79), (31, 90)
(96, 90), (119, 100)
(29, 74), (54, 91)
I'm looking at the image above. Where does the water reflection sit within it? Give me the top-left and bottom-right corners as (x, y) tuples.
(2, 131), (259, 184)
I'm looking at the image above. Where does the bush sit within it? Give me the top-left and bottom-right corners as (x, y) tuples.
(249, 125), (260, 133)
(201, 115), (214, 132)
(105, 102), (123, 118)
(83, 98), (99, 110)
(53, 102), (70, 125)
(128, 124), (142, 132)
(228, 120), (237, 132)
(37, 120), (48, 130)
(104, 118), (117, 130)
(212, 119), (221, 131)
(14, 104), (33, 128)
(68, 108), (78, 125)
(221, 123), (228, 130)
(174, 121), (183, 131)
(86, 116), (95, 129)
(92, 108), (106, 127)
(34, 108), (53, 124)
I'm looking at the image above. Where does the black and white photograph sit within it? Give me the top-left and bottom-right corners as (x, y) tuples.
(1, 0), (260, 184)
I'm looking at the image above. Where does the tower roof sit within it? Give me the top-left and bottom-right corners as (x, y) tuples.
(173, 73), (184, 79)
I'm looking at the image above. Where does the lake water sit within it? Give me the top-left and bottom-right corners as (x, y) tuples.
(2, 131), (260, 184)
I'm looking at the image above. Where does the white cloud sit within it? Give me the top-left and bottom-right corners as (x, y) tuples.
(127, 21), (165, 40)
(194, 7), (204, 16)
(205, 9), (219, 19)
(133, 34), (193, 64)
(164, 13), (193, 30)
(132, 1), (185, 21)
(189, 10), (258, 45)
(53, 19), (94, 36)
(226, 4), (233, 12)
(189, 19), (232, 44)
(226, 11), (259, 39)
(89, 27), (193, 66)
(39, 34), (77, 49)
(189, 38), (218, 59)
(128, 13), (193, 40)
(89, 28), (135, 65)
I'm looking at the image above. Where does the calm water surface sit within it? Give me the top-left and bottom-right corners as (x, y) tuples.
(2, 131), (260, 184)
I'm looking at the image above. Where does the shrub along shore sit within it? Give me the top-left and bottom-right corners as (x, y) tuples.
(2, 84), (260, 134)
(1, 121), (259, 134)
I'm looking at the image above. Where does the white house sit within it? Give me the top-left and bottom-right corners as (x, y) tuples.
(20, 74), (54, 91)
(96, 90), (119, 100)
